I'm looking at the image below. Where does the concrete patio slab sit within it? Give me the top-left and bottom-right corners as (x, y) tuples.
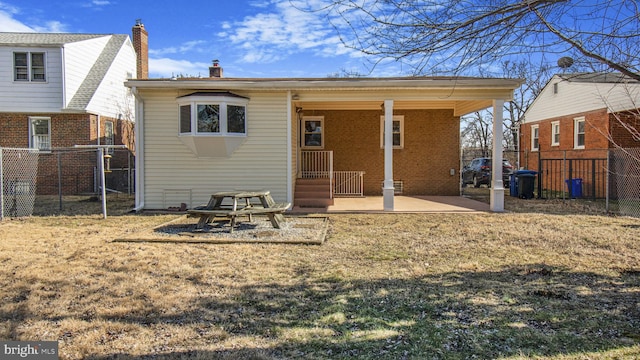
(293, 196), (490, 213)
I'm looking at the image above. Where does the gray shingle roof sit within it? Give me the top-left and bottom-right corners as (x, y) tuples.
(66, 34), (129, 110)
(0, 32), (108, 46)
(558, 72), (640, 84)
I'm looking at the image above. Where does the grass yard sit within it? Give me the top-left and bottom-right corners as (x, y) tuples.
(0, 194), (639, 359)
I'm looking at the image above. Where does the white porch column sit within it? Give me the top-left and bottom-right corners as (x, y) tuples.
(383, 99), (395, 211)
(490, 99), (505, 212)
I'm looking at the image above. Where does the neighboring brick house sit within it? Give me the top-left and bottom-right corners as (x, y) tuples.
(520, 72), (640, 197)
(0, 21), (148, 194)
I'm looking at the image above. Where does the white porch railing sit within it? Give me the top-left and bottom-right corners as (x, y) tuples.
(334, 171), (365, 197)
(300, 151), (366, 198)
(300, 151), (333, 179)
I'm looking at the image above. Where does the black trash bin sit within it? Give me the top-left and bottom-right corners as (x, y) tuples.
(518, 173), (536, 199)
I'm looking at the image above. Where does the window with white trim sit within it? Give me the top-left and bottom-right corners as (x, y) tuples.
(380, 115), (404, 149)
(175, 92), (249, 158)
(531, 124), (539, 151)
(29, 117), (51, 150)
(574, 117), (585, 149)
(177, 93), (248, 136)
(302, 116), (324, 148)
(14, 52), (46, 82)
(551, 121), (560, 146)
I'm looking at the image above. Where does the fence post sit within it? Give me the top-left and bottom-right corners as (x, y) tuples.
(0, 148), (4, 220)
(591, 159), (596, 200)
(57, 152), (63, 211)
(606, 150), (610, 212)
(568, 158), (574, 198)
(537, 153), (542, 199)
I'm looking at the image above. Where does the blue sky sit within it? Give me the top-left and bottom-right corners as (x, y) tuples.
(0, 0), (397, 78)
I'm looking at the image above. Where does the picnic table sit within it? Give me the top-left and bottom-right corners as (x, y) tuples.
(187, 190), (290, 232)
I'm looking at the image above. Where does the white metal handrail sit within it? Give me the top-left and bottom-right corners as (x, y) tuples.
(300, 150), (334, 199)
(300, 151), (333, 179)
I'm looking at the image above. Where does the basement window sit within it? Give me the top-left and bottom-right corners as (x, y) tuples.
(176, 92), (249, 157)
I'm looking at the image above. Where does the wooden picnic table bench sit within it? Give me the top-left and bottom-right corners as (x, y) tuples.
(187, 190), (290, 232)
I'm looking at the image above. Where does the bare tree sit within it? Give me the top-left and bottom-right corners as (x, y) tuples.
(461, 111), (492, 157)
(311, 0), (640, 79)
(497, 60), (552, 150)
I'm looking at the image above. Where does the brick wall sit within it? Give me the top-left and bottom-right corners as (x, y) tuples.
(610, 109), (640, 148)
(1, 112), (135, 195)
(315, 109), (460, 196)
(520, 108), (611, 171)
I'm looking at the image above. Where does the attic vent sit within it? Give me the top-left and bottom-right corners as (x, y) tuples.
(553, 83), (558, 94)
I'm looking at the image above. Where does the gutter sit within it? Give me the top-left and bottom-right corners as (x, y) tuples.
(131, 86), (145, 212)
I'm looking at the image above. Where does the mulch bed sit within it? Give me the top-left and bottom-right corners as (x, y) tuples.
(113, 214), (328, 244)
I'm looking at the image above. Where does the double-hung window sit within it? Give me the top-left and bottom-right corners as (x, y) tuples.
(29, 117), (51, 151)
(531, 124), (539, 151)
(380, 115), (404, 149)
(14, 52), (46, 82)
(574, 117), (585, 149)
(302, 117), (324, 148)
(551, 121), (560, 146)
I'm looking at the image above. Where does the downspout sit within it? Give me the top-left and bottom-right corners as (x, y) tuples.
(61, 47), (66, 108)
(96, 114), (101, 194)
(131, 86), (145, 211)
(286, 91), (293, 205)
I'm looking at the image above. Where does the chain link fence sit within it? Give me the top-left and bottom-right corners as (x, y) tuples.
(609, 148), (640, 218)
(1, 147), (134, 219)
(1, 148), (39, 219)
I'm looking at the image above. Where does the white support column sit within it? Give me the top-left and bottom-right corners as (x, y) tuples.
(383, 99), (395, 211)
(490, 99), (505, 212)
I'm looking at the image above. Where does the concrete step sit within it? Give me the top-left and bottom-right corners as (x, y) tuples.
(295, 190), (332, 199)
(296, 178), (331, 186)
(294, 177), (334, 208)
(294, 198), (334, 208)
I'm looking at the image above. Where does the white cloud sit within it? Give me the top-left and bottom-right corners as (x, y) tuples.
(32, 21), (68, 33)
(225, 0), (362, 64)
(0, 2), (69, 32)
(0, 10), (33, 31)
(93, 0), (111, 5)
(149, 40), (207, 56)
(0, 2), (33, 31)
(149, 58), (210, 78)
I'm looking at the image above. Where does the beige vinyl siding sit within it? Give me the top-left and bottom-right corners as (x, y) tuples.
(141, 90), (289, 209)
(0, 46), (64, 112)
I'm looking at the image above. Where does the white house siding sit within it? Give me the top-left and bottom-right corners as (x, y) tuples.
(0, 46), (64, 112)
(141, 89), (290, 209)
(86, 40), (137, 119)
(524, 75), (640, 123)
(63, 36), (111, 108)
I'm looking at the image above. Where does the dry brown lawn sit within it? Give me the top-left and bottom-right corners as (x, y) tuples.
(0, 193), (639, 359)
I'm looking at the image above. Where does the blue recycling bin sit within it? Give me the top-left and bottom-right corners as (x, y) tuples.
(565, 178), (583, 198)
(510, 170), (537, 197)
(509, 173), (518, 197)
